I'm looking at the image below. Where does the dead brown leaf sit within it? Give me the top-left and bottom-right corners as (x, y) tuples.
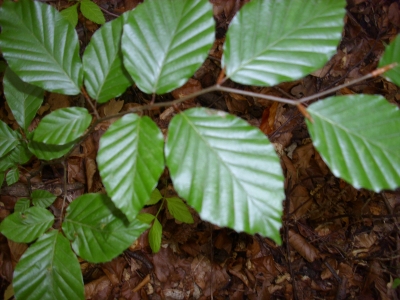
(288, 230), (319, 262)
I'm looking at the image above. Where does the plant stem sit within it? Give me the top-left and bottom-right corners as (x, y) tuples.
(99, 85), (220, 122)
(52, 64), (398, 166)
(298, 63), (397, 103)
(81, 87), (100, 119)
(60, 160), (68, 223)
(216, 85), (297, 105)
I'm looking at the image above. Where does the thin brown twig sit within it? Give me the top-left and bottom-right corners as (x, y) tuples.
(81, 86), (100, 119)
(217, 85), (297, 105)
(60, 160), (68, 223)
(46, 64), (398, 166)
(298, 63), (397, 103)
(132, 274), (151, 292)
(98, 5), (120, 18)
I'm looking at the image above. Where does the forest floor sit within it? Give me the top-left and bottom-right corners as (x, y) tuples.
(1, 0), (400, 299)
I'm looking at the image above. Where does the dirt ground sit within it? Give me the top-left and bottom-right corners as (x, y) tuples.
(1, 0), (400, 299)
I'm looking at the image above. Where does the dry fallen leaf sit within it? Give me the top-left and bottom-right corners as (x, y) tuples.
(288, 230), (319, 263)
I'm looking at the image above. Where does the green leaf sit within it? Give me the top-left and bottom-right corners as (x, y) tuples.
(32, 190), (57, 208)
(0, 156), (15, 173)
(393, 278), (400, 289)
(137, 213), (155, 224)
(4, 67), (44, 132)
(33, 108), (92, 145)
(0, 206), (53, 243)
(307, 95), (400, 192)
(222, 0), (345, 86)
(8, 143), (32, 165)
(63, 193), (149, 263)
(80, 0), (106, 25)
(97, 114), (164, 222)
(379, 34), (400, 87)
(13, 231), (84, 300)
(6, 167), (19, 186)
(149, 218), (162, 253)
(0, 172), (4, 187)
(122, 0), (215, 94)
(165, 108), (284, 244)
(146, 188), (163, 205)
(166, 197), (194, 224)
(14, 198), (31, 213)
(83, 14), (132, 103)
(0, 0), (83, 94)
(28, 140), (75, 161)
(0, 120), (20, 158)
(0, 142), (31, 172)
(60, 3), (79, 27)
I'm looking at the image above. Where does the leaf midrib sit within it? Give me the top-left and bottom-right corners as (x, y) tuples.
(227, 2), (341, 79)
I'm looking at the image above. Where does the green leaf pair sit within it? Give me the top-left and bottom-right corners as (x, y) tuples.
(96, 108), (284, 244)
(138, 189), (194, 253)
(61, 0), (106, 27)
(0, 190), (57, 243)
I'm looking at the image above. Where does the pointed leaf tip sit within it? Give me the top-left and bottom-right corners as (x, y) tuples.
(122, 0), (215, 94)
(307, 94), (400, 192)
(97, 114), (164, 221)
(223, 0), (346, 86)
(0, 0), (83, 94)
(379, 34), (400, 87)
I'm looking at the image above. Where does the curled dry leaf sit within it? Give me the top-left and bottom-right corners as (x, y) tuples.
(354, 231), (377, 248)
(7, 240), (28, 268)
(85, 158), (97, 192)
(288, 230), (319, 263)
(260, 102), (279, 135)
(289, 186), (313, 220)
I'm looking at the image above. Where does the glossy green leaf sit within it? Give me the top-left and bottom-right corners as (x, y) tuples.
(8, 143), (32, 165)
(0, 142), (31, 172)
(149, 218), (162, 253)
(14, 198), (30, 213)
(97, 114), (164, 222)
(307, 95), (400, 192)
(32, 190), (57, 208)
(146, 188), (163, 205)
(33, 108), (92, 145)
(0, 120), (20, 158)
(222, 0), (345, 86)
(60, 3), (79, 27)
(29, 140), (75, 161)
(0, 206), (53, 243)
(83, 14), (132, 103)
(6, 167), (19, 186)
(165, 108), (285, 244)
(13, 231), (84, 300)
(0, 155), (15, 173)
(63, 193), (149, 263)
(0, 0), (83, 94)
(137, 213), (156, 224)
(166, 197), (194, 223)
(122, 0), (215, 94)
(80, 0), (105, 25)
(4, 68), (44, 132)
(379, 34), (400, 87)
